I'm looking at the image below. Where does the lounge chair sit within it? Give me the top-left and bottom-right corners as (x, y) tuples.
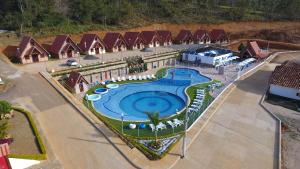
(111, 77), (116, 82)
(167, 121), (175, 128)
(173, 119), (184, 126)
(188, 107), (198, 113)
(117, 77), (122, 82)
(128, 76), (132, 80)
(121, 76), (126, 81)
(133, 75), (137, 80)
(156, 122), (166, 131)
(151, 74), (156, 78)
(194, 98), (203, 102)
(138, 76), (143, 80)
(149, 124), (155, 132)
(142, 75), (147, 80)
(147, 75), (152, 79)
(101, 81), (106, 85)
(191, 104), (199, 108)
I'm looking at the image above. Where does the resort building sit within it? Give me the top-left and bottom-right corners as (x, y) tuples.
(174, 29), (193, 44)
(65, 71), (89, 94)
(193, 29), (211, 44)
(15, 36), (50, 64)
(269, 60), (300, 100)
(49, 35), (81, 59)
(124, 32), (145, 50)
(240, 41), (269, 59)
(103, 32), (127, 52)
(157, 30), (173, 46)
(140, 31), (161, 48)
(210, 29), (229, 44)
(79, 34), (106, 55)
(182, 47), (233, 66)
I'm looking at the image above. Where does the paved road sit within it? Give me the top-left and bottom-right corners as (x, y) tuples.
(173, 64), (279, 169)
(0, 60), (136, 169)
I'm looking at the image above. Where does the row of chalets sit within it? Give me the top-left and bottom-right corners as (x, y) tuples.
(15, 29), (229, 64)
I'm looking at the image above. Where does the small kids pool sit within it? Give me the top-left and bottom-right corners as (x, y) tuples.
(106, 84), (119, 89)
(94, 88), (108, 94)
(92, 68), (211, 121)
(86, 94), (101, 101)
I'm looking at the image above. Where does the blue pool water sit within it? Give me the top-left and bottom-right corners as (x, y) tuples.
(92, 68), (211, 121)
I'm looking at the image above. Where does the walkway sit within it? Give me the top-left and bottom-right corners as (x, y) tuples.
(173, 64), (279, 169)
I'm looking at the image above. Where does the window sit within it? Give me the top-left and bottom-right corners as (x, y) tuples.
(297, 92), (300, 97)
(25, 55), (30, 60)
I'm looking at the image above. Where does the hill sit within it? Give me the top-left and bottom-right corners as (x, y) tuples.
(0, 0), (299, 36)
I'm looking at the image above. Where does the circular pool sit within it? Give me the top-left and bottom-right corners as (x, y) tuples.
(106, 84), (119, 89)
(119, 91), (185, 119)
(86, 94), (101, 101)
(94, 88), (108, 94)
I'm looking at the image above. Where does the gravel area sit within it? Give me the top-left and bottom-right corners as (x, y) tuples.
(8, 110), (41, 154)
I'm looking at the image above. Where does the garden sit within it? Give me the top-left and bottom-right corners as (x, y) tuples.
(83, 67), (220, 159)
(0, 100), (47, 160)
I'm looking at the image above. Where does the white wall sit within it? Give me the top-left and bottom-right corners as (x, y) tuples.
(182, 52), (232, 66)
(270, 84), (300, 100)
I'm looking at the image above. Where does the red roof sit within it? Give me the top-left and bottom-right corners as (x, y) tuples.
(124, 32), (144, 49)
(247, 41), (268, 59)
(50, 35), (80, 55)
(157, 30), (172, 43)
(193, 29), (210, 42)
(140, 31), (160, 45)
(270, 61), (300, 89)
(79, 34), (105, 52)
(16, 36), (49, 58)
(210, 29), (228, 42)
(103, 33), (127, 51)
(175, 30), (193, 44)
(65, 71), (88, 89)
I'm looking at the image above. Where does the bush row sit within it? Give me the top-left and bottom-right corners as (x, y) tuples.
(8, 107), (47, 160)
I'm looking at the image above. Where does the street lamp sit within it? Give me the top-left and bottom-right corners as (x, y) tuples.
(121, 112), (124, 135)
(182, 104), (189, 158)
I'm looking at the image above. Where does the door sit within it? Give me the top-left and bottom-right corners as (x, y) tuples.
(95, 48), (100, 54)
(79, 82), (84, 92)
(67, 49), (73, 58)
(32, 54), (39, 62)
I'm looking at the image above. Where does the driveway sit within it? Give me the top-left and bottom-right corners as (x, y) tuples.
(173, 64), (279, 169)
(0, 59), (136, 169)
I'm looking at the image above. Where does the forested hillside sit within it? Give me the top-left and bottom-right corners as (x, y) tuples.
(0, 0), (299, 35)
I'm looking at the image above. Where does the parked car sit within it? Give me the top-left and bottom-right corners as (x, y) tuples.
(66, 59), (78, 66)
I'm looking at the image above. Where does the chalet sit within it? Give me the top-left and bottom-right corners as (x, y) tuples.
(193, 29), (211, 44)
(79, 34), (106, 55)
(174, 30), (193, 44)
(65, 71), (89, 94)
(103, 33), (127, 52)
(49, 35), (81, 59)
(240, 41), (268, 59)
(210, 29), (229, 44)
(157, 30), (172, 46)
(124, 32), (145, 50)
(15, 36), (49, 64)
(269, 61), (300, 100)
(140, 31), (160, 48)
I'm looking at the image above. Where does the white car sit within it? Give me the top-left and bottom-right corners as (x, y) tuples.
(66, 59), (78, 66)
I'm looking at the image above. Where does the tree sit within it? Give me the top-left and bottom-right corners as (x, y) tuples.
(145, 112), (160, 143)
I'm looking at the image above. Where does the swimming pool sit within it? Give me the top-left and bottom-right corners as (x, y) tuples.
(92, 68), (211, 121)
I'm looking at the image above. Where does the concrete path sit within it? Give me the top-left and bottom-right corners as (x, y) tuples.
(173, 64), (279, 169)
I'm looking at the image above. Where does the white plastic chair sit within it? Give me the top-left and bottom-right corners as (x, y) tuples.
(117, 77), (122, 81)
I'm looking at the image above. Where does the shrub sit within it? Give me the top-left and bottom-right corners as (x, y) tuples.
(0, 100), (12, 114)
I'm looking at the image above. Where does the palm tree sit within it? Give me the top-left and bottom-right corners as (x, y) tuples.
(145, 112), (160, 143)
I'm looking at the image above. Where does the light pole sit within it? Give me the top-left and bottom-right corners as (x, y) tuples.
(182, 104), (189, 158)
(121, 113), (124, 135)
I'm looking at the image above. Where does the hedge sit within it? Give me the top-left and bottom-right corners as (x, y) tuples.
(8, 107), (47, 160)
